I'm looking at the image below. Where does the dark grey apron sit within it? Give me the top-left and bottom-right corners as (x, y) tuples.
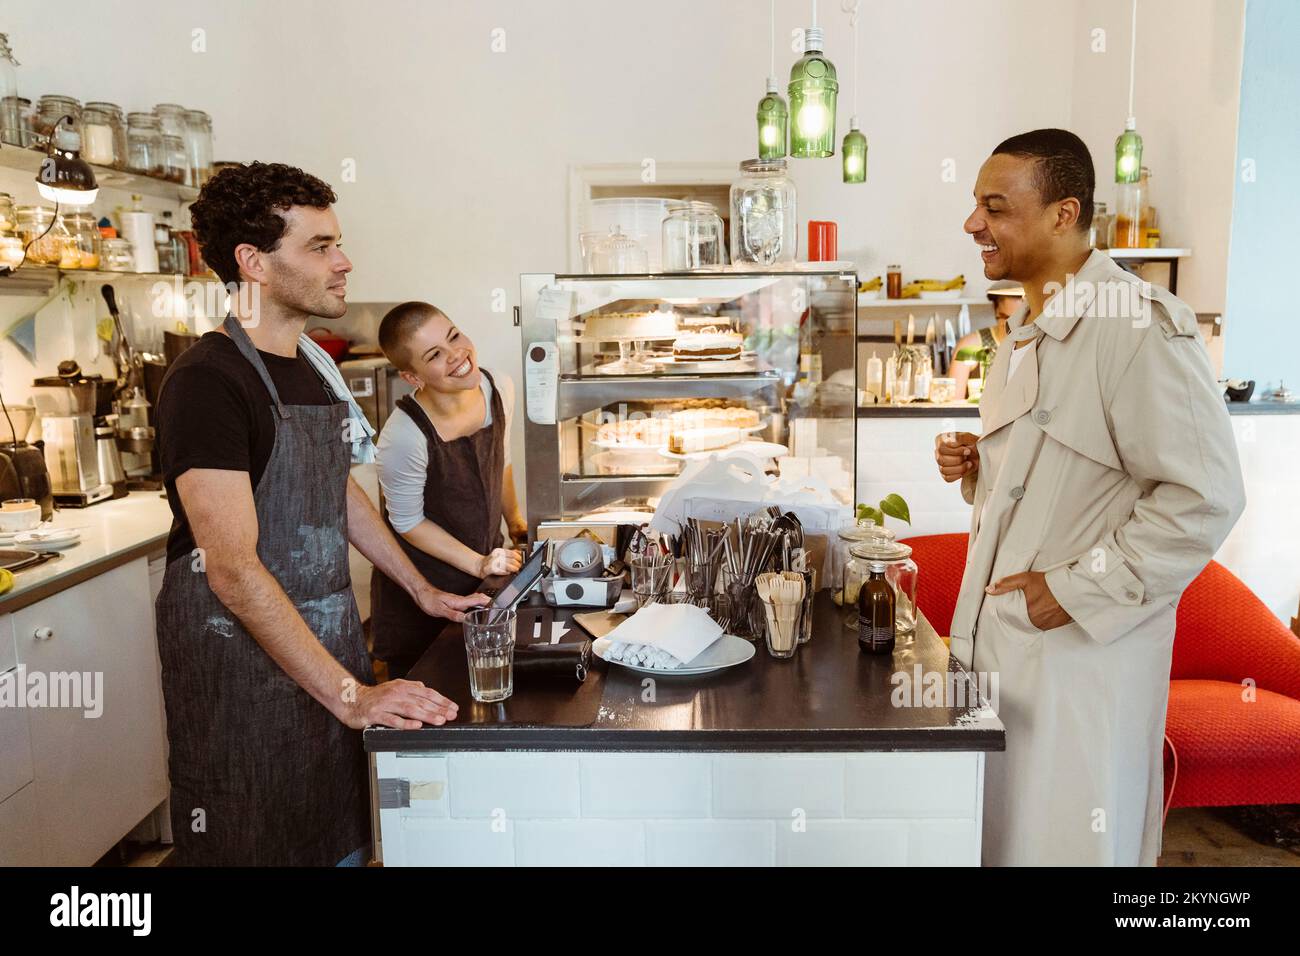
(370, 370), (505, 677)
(155, 314), (371, 867)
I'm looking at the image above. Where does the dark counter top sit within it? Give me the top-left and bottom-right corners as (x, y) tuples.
(363, 591), (1004, 755)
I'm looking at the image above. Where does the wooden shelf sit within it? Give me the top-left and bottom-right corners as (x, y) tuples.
(0, 142), (199, 203)
(1105, 247), (1191, 259)
(858, 294), (990, 308)
(0, 266), (221, 297)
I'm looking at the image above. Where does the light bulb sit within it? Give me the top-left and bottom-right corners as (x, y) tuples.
(844, 154), (862, 176)
(796, 103), (827, 138)
(760, 123), (779, 148)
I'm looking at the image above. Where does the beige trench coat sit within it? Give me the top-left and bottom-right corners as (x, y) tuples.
(949, 250), (1245, 866)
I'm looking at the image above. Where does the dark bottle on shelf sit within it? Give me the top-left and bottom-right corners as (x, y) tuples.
(857, 560), (896, 655)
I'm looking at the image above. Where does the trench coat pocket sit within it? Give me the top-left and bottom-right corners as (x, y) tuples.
(987, 550), (1042, 648)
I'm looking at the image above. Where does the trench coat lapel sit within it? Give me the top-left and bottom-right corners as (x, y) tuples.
(979, 315), (1041, 438)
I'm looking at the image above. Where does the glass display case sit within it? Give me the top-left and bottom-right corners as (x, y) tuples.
(519, 270), (857, 528)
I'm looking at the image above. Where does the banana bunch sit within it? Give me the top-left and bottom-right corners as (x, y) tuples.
(898, 274), (965, 298)
(858, 275), (882, 293)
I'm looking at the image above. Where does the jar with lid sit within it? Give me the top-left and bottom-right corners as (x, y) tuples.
(661, 201), (726, 272)
(60, 211), (100, 269)
(100, 237), (135, 272)
(0, 95), (33, 147)
(182, 109), (213, 186)
(729, 158), (797, 266)
(35, 94), (81, 141)
(843, 522), (918, 641)
(588, 226), (648, 275)
(82, 102), (127, 169)
(126, 112), (164, 177)
(0, 34), (23, 147)
(0, 192), (13, 233)
(0, 235), (23, 270)
(15, 204), (60, 265)
(154, 104), (191, 183)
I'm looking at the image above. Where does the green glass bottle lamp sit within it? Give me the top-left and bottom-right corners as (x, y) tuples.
(1115, 117), (1143, 184)
(842, 119), (867, 183)
(788, 26), (838, 159)
(757, 79), (788, 160)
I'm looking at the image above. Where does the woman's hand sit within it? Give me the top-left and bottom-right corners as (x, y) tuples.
(478, 547), (523, 579)
(935, 431), (980, 482)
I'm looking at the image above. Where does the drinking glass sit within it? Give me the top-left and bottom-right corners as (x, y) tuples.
(463, 608), (516, 703)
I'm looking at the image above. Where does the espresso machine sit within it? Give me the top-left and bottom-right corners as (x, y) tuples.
(31, 363), (115, 507)
(102, 285), (164, 491)
(0, 400), (54, 520)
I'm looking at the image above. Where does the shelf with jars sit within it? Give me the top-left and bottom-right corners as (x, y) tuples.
(0, 265), (224, 297)
(0, 136), (198, 203)
(518, 270), (858, 528)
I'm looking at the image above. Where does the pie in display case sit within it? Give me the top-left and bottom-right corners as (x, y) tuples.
(519, 271), (857, 528)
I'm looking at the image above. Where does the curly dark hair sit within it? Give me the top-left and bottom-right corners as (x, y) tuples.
(189, 162), (338, 285)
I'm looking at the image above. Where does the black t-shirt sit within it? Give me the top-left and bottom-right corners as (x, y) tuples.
(157, 331), (334, 563)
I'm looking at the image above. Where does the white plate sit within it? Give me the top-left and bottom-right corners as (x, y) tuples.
(658, 440), (789, 462)
(592, 634), (755, 676)
(13, 529), (80, 550)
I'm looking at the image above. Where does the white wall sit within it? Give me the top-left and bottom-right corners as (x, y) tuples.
(0, 0), (1246, 470)
(1067, 0), (1245, 313)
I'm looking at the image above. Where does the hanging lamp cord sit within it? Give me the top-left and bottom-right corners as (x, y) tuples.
(1128, 0), (1138, 122)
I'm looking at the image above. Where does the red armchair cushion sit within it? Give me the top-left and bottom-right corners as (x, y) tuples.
(900, 533), (969, 636)
(1164, 679), (1300, 807)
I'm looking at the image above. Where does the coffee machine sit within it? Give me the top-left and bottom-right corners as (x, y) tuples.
(31, 365), (115, 507)
(0, 401), (54, 520)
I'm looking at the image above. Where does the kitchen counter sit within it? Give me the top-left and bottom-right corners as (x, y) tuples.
(365, 592), (1002, 754)
(366, 593), (1003, 866)
(0, 491), (172, 614)
(857, 399), (1300, 416)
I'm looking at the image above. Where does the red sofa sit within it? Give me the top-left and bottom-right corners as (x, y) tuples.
(901, 533), (1300, 809)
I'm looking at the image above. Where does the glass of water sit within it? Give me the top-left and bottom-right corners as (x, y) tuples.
(463, 608), (516, 703)
(631, 555), (674, 608)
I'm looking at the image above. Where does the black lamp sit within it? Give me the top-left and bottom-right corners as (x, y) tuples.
(36, 115), (98, 206)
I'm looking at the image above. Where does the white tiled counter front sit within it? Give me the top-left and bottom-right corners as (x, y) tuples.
(374, 751), (983, 867)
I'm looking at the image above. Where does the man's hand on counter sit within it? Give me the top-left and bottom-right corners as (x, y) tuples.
(478, 547), (523, 579)
(935, 431), (980, 482)
(346, 679), (459, 730)
(414, 586), (490, 623)
(986, 571), (1074, 631)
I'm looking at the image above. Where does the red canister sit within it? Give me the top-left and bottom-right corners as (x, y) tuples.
(807, 220), (838, 262)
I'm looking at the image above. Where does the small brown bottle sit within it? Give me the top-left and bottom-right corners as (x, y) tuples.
(857, 561), (896, 655)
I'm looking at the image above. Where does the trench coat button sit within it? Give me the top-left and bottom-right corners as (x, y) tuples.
(1034, 409), (1051, 425)
(1010, 486), (1025, 499)
(1124, 589), (1138, 601)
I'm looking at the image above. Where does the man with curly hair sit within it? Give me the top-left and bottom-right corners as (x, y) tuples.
(154, 162), (484, 866)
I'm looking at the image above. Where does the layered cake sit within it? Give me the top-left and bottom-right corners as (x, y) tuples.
(595, 405), (759, 447)
(582, 310), (678, 342)
(672, 326), (743, 361)
(668, 427), (742, 455)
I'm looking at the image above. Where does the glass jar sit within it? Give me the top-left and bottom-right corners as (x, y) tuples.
(182, 109), (213, 186)
(1089, 201), (1110, 250)
(0, 95), (33, 147)
(82, 102), (126, 169)
(1112, 171), (1148, 249)
(661, 200), (726, 272)
(588, 226), (648, 275)
(126, 112), (164, 177)
(0, 192), (13, 233)
(844, 526), (918, 640)
(729, 158), (797, 266)
(0, 34), (22, 147)
(154, 104), (190, 182)
(15, 204), (60, 265)
(60, 211), (100, 269)
(0, 235), (24, 270)
(34, 94), (81, 142)
(100, 237), (135, 272)
(160, 134), (186, 182)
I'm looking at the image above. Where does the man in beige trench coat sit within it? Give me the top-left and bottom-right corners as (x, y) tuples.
(935, 129), (1245, 866)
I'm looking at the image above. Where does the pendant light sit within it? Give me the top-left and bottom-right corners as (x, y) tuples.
(789, 0), (838, 158)
(1114, 0), (1143, 183)
(37, 116), (99, 205)
(756, 0), (788, 159)
(841, 0), (866, 182)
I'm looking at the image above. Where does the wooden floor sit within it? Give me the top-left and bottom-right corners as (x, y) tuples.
(103, 806), (1300, 867)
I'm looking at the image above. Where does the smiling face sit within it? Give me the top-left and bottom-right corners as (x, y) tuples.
(398, 311), (480, 394)
(257, 205), (352, 319)
(964, 153), (1077, 283)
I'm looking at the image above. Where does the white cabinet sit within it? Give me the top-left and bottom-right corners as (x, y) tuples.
(13, 556), (168, 865)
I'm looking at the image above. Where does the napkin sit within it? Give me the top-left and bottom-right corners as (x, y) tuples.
(605, 603), (723, 668)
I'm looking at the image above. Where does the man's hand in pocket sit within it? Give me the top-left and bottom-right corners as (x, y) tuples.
(986, 571), (1073, 631)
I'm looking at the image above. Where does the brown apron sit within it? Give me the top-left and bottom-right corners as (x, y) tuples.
(155, 314), (371, 866)
(370, 370), (505, 677)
